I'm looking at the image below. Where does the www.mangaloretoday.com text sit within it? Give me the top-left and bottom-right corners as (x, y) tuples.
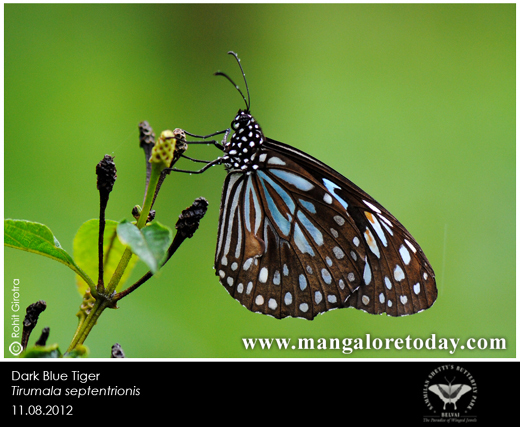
(242, 334), (506, 355)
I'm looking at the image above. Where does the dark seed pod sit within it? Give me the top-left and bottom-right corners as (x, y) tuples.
(21, 300), (47, 350)
(139, 120), (156, 149)
(175, 197), (209, 239)
(96, 155), (117, 195)
(35, 326), (50, 347)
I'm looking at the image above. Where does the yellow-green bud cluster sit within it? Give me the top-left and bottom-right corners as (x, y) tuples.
(150, 130), (176, 169)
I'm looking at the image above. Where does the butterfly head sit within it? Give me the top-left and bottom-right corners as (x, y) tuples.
(222, 109), (264, 173)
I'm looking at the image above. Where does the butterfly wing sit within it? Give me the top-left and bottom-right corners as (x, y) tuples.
(265, 138), (437, 316)
(215, 168), (361, 320)
(429, 385), (451, 404)
(450, 384), (471, 401)
(214, 139), (437, 319)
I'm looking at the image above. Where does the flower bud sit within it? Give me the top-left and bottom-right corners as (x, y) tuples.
(150, 130), (176, 170)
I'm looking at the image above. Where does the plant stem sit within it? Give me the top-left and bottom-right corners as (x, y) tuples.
(97, 199), (107, 294)
(104, 164), (162, 296)
(137, 163), (162, 229)
(104, 246), (133, 296)
(66, 296), (112, 353)
(67, 134), (177, 353)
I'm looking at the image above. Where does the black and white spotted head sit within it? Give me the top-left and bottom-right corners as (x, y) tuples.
(222, 109), (265, 173)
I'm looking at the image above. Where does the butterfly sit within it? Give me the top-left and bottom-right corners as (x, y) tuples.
(172, 51), (437, 320)
(429, 378), (471, 410)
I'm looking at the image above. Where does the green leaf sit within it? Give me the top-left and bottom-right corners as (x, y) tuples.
(4, 219), (95, 291)
(64, 345), (89, 358)
(21, 343), (62, 358)
(73, 219), (138, 296)
(117, 220), (173, 274)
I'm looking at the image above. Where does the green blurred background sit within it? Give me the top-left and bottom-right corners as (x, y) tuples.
(4, 4), (515, 358)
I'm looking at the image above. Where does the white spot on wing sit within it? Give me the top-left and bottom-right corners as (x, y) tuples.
(333, 215), (345, 226)
(363, 260), (372, 285)
(315, 291), (323, 304)
(284, 292), (292, 305)
(414, 283), (421, 294)
(399, 244), (411, 265)
(323, 193), (333, 204)
(243, 258), (253, 271)
(333, 246), (345, 259)
(259, 267), (268, 283)
(299, 274), (307, 291)
(321, 269), (332, 284)
(273, 270), (281, 285)
(394, 265), (405, 282)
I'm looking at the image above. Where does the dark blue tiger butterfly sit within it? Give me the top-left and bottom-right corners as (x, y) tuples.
(173, 51), (437, 320)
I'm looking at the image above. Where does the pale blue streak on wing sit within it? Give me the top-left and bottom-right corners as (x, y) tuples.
(323, 178), (349, 210)
(299, 199), (316, 214)
(270, 169), (315, 191)
(293, 222), (315, 256)
(297, 210), (324, 246)
(258, 171), (296, 213)
(258, 173), (292, 236)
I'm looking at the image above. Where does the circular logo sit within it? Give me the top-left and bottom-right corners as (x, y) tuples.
(423, 364), (477, 421)
(9, 341), (23, 356)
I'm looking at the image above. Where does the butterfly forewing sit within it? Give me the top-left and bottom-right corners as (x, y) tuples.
(269, 138), (437, 314)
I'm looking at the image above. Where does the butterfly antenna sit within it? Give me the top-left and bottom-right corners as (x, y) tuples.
(214, 51), (251, 112)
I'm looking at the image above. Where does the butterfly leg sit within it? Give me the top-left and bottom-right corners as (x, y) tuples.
(165, 157), (224, 174)
(180, 154), (213, 164)
(183, 128), (231, 152)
